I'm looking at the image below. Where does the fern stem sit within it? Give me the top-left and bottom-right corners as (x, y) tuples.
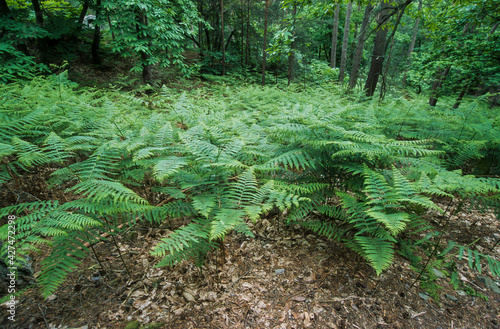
(110, 235), (132, 278)
(89, 243), (107, 278)
(438, 198), (454, 226)
(409, 223), (449, 290)
(458, 102), (477, 140)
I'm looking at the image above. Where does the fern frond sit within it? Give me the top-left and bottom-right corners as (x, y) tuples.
(69, 179), (147, 204)
(210, 209), (246, 241)
(154, 156), (188, 181)
(38, 233), (90, 298)
(353, 235), (394, 275)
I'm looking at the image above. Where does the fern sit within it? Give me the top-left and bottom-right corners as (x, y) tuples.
(1, 74), (499, 301)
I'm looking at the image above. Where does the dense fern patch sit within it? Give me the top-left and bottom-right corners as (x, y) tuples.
(1, 74), (499, 298)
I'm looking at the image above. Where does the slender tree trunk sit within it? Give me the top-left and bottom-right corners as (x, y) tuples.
(198, 0), (203, 58)
(107, 14), (115, 40)
(78, 0), (89, 25)
(31, 0), (49, 63)
(363, 1), (392, 97)
(428, 65), (451, 106)
(261, 0), (269, 86)
(348, 4), (373, 90)
(245, 0), (250, 66)
(221, 0), (225, 75)
(91, 0), (102, 65)
(488, 21), (499, 38)
(338, 1), (353, 82)
(453, 83), (470, 109)
(380, 0), (412, 96)
(136, 10), (152, 83)
(240, 0), (244, 63)
(287, 2), (297, 86)
(330, 2), (340, 68)
(402, 0), (422, 88)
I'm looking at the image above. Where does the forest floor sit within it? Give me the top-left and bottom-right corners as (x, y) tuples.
(2, 196), (500, 329)
(1, 62), (500, 329)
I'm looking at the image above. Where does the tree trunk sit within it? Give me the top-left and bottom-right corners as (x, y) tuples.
(348, 4), (373, 89)
(107, 14), (115, 40)
(136, 10), (152, 83)
(453, 83), (470, 109)
(198, 0), (203, 58)
(402, 0), (422, 88)
(287, 2), (297, 86)
(428, 65), (451, 106)
(91, 0), (101, 65)
(380, 0), (412, 96)
(240, 0), (244, 63)
(78, 0), (89, 25)
(31, 0), (49, 63)
(363, 1), (392, 97)
(0, 0), (10, 16)
(245, 0), (250, 66)
(330, 2), (340, 68)
(261, 0), (269, 86)
(221, 0), (225, 75)
(338, 1), (352, 82)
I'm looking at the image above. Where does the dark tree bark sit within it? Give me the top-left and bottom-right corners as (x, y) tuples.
(0, 0), (10, 16)
(78, 0), (89, 25)
(379, 0), (411, 99)
(240, 0), (244, 63)
(402, 0), (422, 88)
(287, 2), (297, 86)
(261, 0), (269, 86)
(330, 2), (340, 68)
(198, 0), (203, 57)
(428, 65), (451, 106)
(453, 83), (471, 109)
(348, 4), (373, 90)
(245, 0), (250, 66)
(221, 0), (225, 75)
(31, 0), (49, 63)
(363, 1), (392, 97)
(107, 14), (115, 40)
(135, 10), (152, 83)
(338, 1), (353, 82)
(91, 0), (102, 65)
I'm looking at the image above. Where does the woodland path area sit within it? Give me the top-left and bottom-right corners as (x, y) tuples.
(2, 203), (500, 329)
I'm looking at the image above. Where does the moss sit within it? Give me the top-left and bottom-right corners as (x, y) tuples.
(124, 321), (141, 329)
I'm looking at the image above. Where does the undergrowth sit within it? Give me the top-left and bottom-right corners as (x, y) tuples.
(0, 73), (499, 299)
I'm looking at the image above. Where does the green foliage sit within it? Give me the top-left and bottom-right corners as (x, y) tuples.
(102, 0), (201, 77)
(1, 74), (499, 300)
(0, 10), (49, 83)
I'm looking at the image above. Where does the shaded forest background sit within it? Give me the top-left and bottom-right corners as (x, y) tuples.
(1, 0), (499, 105)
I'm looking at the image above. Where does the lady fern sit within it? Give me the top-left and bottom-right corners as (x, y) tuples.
(1, 74), (499, 300)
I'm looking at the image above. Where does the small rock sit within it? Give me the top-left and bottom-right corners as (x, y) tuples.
(431, 268), (446, 278)
(418, 292), (431, 301)
(445, 294), (458, 301)
(275, 269), (285, 275)
(478, 276), (500, 294)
